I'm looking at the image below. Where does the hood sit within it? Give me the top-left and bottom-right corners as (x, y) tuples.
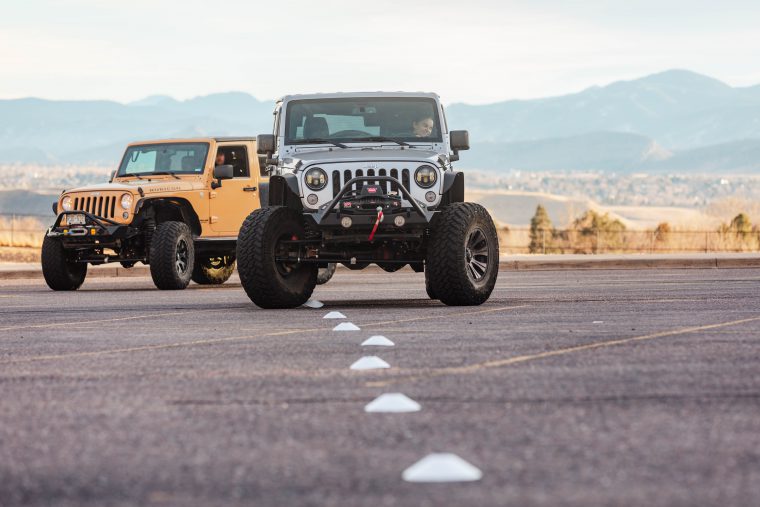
(65, 177), (203, 195)
(286, 148), (444, 168)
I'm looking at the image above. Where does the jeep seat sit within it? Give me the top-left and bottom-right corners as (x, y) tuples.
(303, 117), (329, 139)
(181, 155), (198, 171)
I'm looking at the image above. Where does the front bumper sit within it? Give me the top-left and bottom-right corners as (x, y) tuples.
(46, 211), (138, 244)
(309, 176), (435, 228)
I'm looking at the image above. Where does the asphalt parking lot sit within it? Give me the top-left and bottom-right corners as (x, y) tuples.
(1, 267), (759, 506)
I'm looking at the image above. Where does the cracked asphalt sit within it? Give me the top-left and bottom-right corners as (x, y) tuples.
(1, 267), (759, 506)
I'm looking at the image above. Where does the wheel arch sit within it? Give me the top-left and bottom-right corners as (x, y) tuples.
(441, 171), (465, 206)
(268, 174), (303, 211)
(135, 197), (202, 236)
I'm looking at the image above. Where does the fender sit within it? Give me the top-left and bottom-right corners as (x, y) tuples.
(268, 174), (303, 210)
(134, 197), (202, 236)
(441, 171), (464, 203)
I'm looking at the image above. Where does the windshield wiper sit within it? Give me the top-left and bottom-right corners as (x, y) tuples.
(146, 171), (181, 180)
(294, 138), (347, 149)
(347, 136), (410, 147)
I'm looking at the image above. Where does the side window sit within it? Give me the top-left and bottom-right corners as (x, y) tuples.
(216, 145), (249, 178)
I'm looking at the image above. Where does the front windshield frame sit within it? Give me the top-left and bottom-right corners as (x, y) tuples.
(283, 97), (443, 145)
(116, 142), (210, 177)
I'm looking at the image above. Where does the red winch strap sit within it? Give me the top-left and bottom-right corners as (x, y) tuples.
(368, 208), (384, 242)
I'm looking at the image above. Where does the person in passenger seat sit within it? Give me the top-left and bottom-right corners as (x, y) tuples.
(215, 151), (226, 166)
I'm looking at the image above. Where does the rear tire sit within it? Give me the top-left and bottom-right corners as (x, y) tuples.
(424, 269), (437, 300)
(41, 236), (87, 291)
(236, 206), (317, 309)
(316, 263), (336, 285)
(426, 203), (499, 306)
(149, 221), (194, 290)
(192, 255), (235, 285)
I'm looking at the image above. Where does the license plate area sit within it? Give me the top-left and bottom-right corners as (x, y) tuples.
(66, 214), (86, 225)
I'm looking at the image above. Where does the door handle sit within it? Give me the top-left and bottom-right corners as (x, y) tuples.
(243, 186), (257, 192)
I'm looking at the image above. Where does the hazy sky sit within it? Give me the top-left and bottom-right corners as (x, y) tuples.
(2, 0), (760, 105)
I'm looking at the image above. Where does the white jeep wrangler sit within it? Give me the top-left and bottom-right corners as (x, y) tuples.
(236, 92), (499, 308)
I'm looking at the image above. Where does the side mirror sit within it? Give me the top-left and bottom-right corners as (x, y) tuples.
(256, 134), (275, 155)
(211, 164), (234, 189)
(450, 130), (470, 151)
(449, 130), (470, 162)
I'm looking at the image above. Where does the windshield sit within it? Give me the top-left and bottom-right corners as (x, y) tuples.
(284, 97), (442, 144)
(117, 143), (209, 176)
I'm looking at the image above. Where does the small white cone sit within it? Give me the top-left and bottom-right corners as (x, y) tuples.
(333, 322), (360, 331)
(365, 393), (420, 413)
(350, 356), (390, 370)
(361, 335), (395, 347)
(402, 453), (483, 483)
(324, 311), (346, 319)
(593, 320), (604, 324)
(303, 300), (324, 309)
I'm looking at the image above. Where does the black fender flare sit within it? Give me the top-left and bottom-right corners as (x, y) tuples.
(442, 171), (464, 203)
(134, 197), (202, 236)
(268, 174), (303, 210)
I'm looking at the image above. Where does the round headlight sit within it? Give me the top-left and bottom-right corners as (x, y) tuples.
(61, 196), (72, 211)
(304, 167), (328, 191)
(120, 193), (133, 210)
(414, 165), (438, 188)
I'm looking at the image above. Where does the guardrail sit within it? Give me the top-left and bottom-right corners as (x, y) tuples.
(1, 213), (759, 254)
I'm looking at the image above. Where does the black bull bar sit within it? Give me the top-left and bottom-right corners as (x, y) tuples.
(312, 176), (435, 225)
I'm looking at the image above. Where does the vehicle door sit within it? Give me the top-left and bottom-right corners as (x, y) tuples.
(209, 143), (260, 234)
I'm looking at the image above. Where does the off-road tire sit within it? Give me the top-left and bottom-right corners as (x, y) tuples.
(192, 255), (236, 285)
(317, 263), (336, 285)
(149, 221), (194, 290)
(426, 202), (499, 306)
(41, 236), (87, 291)
(237, 206), (317, 309)
(424, 270), (437, 300)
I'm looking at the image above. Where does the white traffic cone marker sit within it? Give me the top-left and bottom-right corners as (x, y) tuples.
(303, 300), (324, 309)
(365, 393), (420, 413)
(402, 453), (483, 483)
(333, 322), (360, 331)
(361, 335), (394, 347)
(324, 311), (346, 319)
(350, 356), (390, 370)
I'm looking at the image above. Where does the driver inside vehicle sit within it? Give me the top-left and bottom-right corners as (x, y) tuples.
(412, 115), (435, 138)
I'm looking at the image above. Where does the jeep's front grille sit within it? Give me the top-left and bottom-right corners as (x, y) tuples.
(72, 195), (117, 219)
(331, 168), (410, 198)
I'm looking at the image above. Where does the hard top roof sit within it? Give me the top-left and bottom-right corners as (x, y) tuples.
(277, 91), (440, 103)
(126, 137), (256, 146)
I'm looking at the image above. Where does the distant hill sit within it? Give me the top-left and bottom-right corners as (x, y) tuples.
(0, 93), (273, 165)
(447, 70), (760, 149)
(1, 70), (760, 173)
(465, 134), (760, 174)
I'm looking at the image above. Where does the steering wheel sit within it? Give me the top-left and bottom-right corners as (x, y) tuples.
(329, 130), (371, 138)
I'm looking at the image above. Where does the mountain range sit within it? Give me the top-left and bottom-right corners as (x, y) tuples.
(1, 69), (760, 173)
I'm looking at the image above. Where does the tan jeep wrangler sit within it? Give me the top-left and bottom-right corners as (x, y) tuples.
(42, 137), (268, 290)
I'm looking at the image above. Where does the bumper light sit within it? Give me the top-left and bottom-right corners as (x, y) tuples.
(394, 215), (406, 227)
(341, 216), (353, 228)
